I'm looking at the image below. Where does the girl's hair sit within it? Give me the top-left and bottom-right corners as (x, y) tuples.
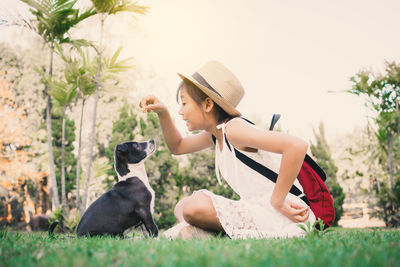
(176, 81), (231, 123)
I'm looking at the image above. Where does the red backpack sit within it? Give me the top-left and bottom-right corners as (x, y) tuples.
(215, 115), (336, 228)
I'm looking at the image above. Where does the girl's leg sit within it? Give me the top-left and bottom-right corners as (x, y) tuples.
(174, 196), (189, 223)
(182, 191), (223, 232)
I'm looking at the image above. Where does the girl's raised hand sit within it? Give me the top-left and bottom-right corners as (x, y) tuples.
(139, 95), (167, 115)
(272, 200), (310, 223)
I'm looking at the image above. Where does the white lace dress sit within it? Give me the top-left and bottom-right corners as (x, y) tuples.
(196, 121), (316, 239)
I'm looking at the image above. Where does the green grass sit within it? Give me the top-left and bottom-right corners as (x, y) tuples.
(0, 228), (399, 267)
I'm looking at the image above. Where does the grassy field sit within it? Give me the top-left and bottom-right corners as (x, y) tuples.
(0, 228), (399, 267)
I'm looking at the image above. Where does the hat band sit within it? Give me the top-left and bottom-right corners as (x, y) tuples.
(192, 72), (222, 97)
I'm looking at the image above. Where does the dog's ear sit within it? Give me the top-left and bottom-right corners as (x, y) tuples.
(115, 159), (129, 177)
(117, 143), (128, 153)
(114, 146), (129, 177)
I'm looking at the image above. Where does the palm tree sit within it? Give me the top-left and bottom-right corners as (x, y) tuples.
(55, 47), (96, 213)
(71, 50), (96, 213)
(81, 45), (135, 213)
(18, 0), (96, 210)
(81, 0), (147, 212)
(48, 67), (78, 219)
(56, 45), (133, 214)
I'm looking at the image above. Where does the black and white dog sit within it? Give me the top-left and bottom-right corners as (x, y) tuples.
(76, 139), (158, 237)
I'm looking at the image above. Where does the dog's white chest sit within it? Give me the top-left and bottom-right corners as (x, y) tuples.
(118, 163), (155, 214)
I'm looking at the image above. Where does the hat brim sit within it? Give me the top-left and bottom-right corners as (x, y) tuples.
(177, 73), (241, 117)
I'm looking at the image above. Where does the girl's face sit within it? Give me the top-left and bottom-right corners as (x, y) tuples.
(178, 86), (206, 131)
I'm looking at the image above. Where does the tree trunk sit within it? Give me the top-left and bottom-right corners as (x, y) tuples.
(46, 42), (60, 210)
(81, 15), (104, 214)
(367, 122), (380, 192)
(396, 98), (400, 174)
(388, 131), (394, 189)
(61, 108), (67, 219)
(75, 97), (85, 214)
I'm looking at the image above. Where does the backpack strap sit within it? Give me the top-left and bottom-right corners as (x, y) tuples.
(223, 134), (310, 206)
(267, 114), (326, 181)
(213, 116), (310, 206)
(304, 154), (326, 182)
(269, 114), (281, 130)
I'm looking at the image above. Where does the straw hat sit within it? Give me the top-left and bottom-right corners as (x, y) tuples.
(177, 60), (245, 116)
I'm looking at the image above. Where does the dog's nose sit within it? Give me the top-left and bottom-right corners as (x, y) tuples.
(148, 139), (155, 151)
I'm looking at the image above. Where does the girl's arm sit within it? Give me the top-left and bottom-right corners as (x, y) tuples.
(139, 95), (213, 155)
(225, 118), (310, 223)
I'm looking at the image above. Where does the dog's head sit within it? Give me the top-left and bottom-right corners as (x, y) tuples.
(114, 139), (156, 177)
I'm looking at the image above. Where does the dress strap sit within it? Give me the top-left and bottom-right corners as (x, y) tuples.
(215, 122), (240, 186)
(214, 140), (223, 185)
(214, 124), (224, 185)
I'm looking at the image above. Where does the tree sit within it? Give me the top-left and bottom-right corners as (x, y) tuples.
(311, 122), (345, 225)
(82, 0), (148, 213)
(50, 41), (134, 214)
(350, 62), (400, 189)
(0, 74), (32, 184)
(17, 0), (96, 210)
(66, 51), (95, 212)
(51, 112), (76, 194)
(79, 46), (135, 213)
(0, 72), (48, 225)
(49, 65), (78, 218)
(350, 61), (400, 227)
(53, 46), (96, 212)
(50, 109), (77, 210)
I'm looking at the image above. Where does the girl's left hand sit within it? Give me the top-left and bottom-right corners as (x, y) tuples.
(272, 200), (310, 223)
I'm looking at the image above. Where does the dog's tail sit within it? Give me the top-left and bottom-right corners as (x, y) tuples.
(48, 220), (59, 238)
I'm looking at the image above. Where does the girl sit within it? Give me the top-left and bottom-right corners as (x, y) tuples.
(139, 60), (315, 239)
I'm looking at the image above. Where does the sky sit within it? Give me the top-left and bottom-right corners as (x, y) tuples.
(1, 0), (400, 143)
